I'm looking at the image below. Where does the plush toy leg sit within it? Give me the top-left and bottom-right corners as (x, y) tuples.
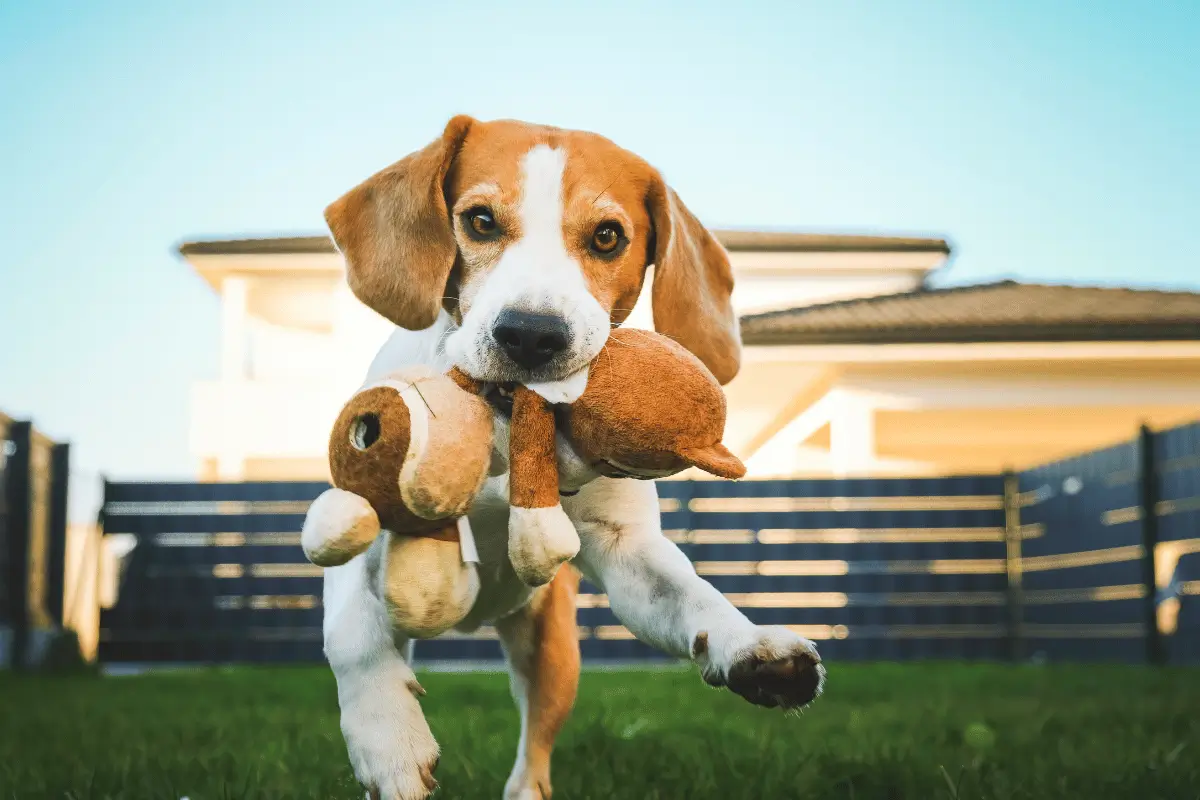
(509, 505), (580, 587)
(378, 524), (480, 639)
(301, 488), (381, 567)
(508, 386), (581, 586)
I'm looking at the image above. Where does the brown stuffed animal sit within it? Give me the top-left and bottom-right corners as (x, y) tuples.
(304, 328), (745, 629)
(563, 327), (745, 480)
(459, 327), (746, 586)
(300, 366), (495, 638)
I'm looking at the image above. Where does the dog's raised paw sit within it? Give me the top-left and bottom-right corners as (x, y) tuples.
(726, 650), (824, 709)
(698, 625), (824, 710)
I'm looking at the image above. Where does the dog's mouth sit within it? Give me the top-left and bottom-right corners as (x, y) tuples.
(483, 381), (584, 497)
(483, 383), (517, 417)
(483, 385), (655, 481)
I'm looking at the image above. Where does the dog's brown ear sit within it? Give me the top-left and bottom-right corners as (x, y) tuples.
(325, 115), (474, 330)
(646, 176), (741, 385)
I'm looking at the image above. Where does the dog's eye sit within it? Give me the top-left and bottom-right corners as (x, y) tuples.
(591, 222), (624, 255)
(465, 207), (499, 239)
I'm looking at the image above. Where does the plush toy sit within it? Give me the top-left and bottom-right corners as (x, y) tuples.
(302, 327), (746, 633)
(457, 327), (746, 586)
(300, 365), (495, 638)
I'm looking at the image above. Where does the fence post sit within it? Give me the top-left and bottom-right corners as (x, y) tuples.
(1138, 425), (1165, 665)
(1002, 470), (1024, 662)
(4, 421), (33, 669)
(46, 443), (70, 627)
(95, 476), (109, 666)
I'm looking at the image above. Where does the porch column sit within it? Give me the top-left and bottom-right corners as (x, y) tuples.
(220, 275), (249, 380)
(218, 275), (248, 480)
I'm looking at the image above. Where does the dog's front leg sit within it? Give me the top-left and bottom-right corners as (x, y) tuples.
(567, 478), (825, 710)
(323, 542), (441, 800)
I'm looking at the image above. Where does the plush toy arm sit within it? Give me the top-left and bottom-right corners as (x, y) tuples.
(507, 386), (581, 586)
(301, 488), (381, 567)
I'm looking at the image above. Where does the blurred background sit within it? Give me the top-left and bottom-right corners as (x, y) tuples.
(1, 3), (1199, 796)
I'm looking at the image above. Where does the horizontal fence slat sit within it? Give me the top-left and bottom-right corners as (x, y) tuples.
(103, 481), (330, 504)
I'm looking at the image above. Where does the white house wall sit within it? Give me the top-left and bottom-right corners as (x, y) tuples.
(744, 358), (1200, 478)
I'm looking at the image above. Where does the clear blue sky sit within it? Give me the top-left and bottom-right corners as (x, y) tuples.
(1, 0), (1197, 516)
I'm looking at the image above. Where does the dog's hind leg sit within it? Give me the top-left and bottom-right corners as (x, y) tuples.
(496, 566), (581, 800)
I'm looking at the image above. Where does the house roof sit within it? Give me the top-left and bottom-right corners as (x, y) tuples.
(177, 230), (950, 257)
(739, 280), (1200, 345)
(179, 236), (336, 257)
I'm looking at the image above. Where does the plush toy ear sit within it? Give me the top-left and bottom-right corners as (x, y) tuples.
(325, 115), (474, 330)
(646, 175), (741, 385)
(681, 443), (746, 480)
(301, 488), (381, 567)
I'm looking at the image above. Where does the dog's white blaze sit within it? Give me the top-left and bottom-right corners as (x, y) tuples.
(488, 145), (593, 308)
(519, 146), (566, 241)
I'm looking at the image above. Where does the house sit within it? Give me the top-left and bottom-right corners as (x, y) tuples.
(733, 281), (1200, 476)
(180, 233), (1200, 481)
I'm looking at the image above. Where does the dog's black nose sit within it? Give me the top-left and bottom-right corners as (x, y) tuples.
(492, 310), (570, 370)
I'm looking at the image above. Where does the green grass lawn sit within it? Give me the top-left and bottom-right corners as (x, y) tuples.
(1, 662), (1197, 799)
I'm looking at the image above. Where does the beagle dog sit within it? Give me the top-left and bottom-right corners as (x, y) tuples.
(321, 116), (824, 800)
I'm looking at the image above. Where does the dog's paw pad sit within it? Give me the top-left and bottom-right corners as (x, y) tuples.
(726, 649), (824, 709)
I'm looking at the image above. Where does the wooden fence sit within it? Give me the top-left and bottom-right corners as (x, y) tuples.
(1016, 423), (1200, 664)
(97, 421), (1200, 666)
(1, 415), (71, 668)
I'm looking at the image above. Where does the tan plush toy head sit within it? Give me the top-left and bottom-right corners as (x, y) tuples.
(564, 328), (746, 480)
(302, 366), (493, 569)
(328, 365), (495, 531)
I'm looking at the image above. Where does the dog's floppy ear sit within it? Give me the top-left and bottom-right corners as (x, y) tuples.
(325, 115), (474, 330)
(646, 176), (741, 385)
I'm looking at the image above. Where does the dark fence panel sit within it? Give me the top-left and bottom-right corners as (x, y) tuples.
(1017, 439), (1146, 662)
(3, 422), (33, 668)
(99, 475), (1010, 664)
(101, 482), (323, 664)
(46, 444), (70, 626)
(1016, 422), (1200, 664)
(0, 416), (14, 638)
(97, 420), (1200, 666)
(637, 476), (1009, 663)
(2, 420), (70, 669)
(1155, 421), (1200, 664)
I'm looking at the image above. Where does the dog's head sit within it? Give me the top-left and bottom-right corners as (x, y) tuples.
(325, 115), (740, 388)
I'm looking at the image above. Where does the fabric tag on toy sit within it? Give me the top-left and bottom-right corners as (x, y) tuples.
(457, 516), (480, 564)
